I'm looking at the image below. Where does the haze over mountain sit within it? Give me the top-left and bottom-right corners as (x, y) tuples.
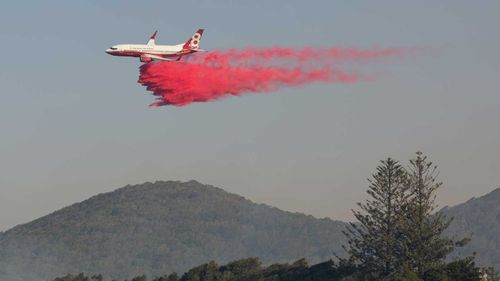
(0, 180), (347, 281)
(0, 181), (498, 281)
(441, 187), (500, 269)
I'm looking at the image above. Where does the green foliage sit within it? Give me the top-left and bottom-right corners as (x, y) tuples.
(343, 152), (482, 280)
(152, 273), (180, 281)
(50, 258), (360, 281)
(343, 158), (409, 277)
(221, 257), (262, 277)
(403, 152), (456, 276)
(422, 268), (449, 281)
(444, 257), (480, 281)
(417, 257), (482, 281)
(167, 273), (181, 281)
(180, 261), (222, 281)
(48, 256), (495, 281)
(398, 266), (421, 281)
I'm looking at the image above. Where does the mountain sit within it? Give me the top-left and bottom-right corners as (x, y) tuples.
(0, 180), (348, 281)
(441, 187), (500, 269)
(1, 181), (499, 281)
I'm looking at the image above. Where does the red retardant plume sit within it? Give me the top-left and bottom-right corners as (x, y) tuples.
(138, 47), (410, 107)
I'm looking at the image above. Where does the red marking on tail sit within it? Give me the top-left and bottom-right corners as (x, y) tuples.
(183, 29), (204, 50)
(150, 31), (157, 40)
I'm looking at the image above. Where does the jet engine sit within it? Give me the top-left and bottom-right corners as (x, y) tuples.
(140, 56), (152, 63)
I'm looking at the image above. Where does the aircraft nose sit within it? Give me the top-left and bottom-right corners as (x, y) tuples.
(105, 49), (112, 54)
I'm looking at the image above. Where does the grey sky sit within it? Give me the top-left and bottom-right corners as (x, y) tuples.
(1, 0), (499, 231)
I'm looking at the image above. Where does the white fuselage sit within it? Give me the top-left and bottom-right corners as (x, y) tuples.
(106, 44), (185, 57)
(106, 29), (205, 62)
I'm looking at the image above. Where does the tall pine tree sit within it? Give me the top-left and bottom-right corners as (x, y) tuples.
(343, 158), (409, 278)
(403, 152), (456, 277)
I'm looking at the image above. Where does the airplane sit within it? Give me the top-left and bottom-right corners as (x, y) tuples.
(106, 29), (205, 62)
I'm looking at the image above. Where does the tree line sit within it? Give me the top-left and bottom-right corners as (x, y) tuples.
(52, 152), (499, 281)
(341, 152), (494, 280)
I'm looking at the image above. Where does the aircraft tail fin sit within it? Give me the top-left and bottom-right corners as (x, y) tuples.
(147, 31), (157, 46)
(182, 29), (204, 50)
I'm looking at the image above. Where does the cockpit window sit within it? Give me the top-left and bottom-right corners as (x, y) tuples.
(110, 47), (117, 50)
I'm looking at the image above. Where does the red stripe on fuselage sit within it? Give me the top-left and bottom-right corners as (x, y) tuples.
(107, 50), (195, 58)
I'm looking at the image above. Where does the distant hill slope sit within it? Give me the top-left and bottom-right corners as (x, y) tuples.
(0, 180), (348, 281)
(1, 181), (498, 281)
(441, 187), (500, 269)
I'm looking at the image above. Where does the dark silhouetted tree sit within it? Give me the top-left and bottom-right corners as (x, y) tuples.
(221, 257), (261, 278)
(131, 274), (147, 281)
(403, 152), (457, 277)
(166, 273), (180, 281)
(343, 158), (409, 278)
(445, 257), (481, 281)
(181, 261), (222, 281)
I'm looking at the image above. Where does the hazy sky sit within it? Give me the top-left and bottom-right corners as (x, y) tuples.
(1, 0), (499, 231)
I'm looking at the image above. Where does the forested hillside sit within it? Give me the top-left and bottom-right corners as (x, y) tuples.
(1, 181), (498, 281)
(442, 187), (500, 269)
(0, 180), (347, 281)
